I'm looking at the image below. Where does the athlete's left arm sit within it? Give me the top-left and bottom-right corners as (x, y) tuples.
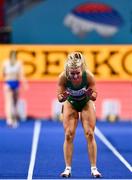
(1, 61), (6, 80)
(19, 62), (28, 90)
(57, 72), (69, 102)
(85, 70), (97, 101)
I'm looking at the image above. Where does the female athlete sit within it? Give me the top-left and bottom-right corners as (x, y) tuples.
(57, 52), (102, 178)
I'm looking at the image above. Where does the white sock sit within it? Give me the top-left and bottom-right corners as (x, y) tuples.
(66, 166), (71, 170)
(91, 166), (97, 171)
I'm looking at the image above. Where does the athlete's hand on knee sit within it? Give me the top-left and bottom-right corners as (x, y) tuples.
(58, 91), (70, 102)
(84, 88), (97, 101)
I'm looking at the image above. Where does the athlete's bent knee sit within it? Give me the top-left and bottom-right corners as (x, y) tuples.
(85, 128), (94, 140)
(65, 129), (74, 142)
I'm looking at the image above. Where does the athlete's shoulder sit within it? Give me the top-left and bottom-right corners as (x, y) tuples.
(85, 70), (95, 84)
(59, 71), (67, 79)
(58, 72), (67, 84)
(59, 71), (65, 78)
(86, 70), (94, 78)
(16, 60), (22, 67)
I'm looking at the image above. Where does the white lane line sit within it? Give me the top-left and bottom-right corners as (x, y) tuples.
(95, 127), (132, 173)
(27, 121), (41, 180)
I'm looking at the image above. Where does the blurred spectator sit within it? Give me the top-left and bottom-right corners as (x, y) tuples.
(2, 50), (28, 128)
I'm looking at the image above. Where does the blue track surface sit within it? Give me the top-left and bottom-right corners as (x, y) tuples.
(0, 120), (131, 179)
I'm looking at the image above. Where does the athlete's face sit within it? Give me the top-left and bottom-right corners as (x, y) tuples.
(69, 67), (82, 81)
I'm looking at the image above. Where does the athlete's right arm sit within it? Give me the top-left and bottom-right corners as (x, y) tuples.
(1, 61), (6, 79)
(19, 61), (28, 90)
(57, 72), (69, 103)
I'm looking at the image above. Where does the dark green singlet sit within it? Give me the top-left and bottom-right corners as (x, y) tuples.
(66, 71), (90, 112)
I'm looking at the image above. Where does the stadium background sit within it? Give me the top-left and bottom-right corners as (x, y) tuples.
(0, 0), (132, 179)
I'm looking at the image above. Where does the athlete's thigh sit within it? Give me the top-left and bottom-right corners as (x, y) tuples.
(63, 101), (79, 132)
(4, 85), (13, 100)
(80, 100), (96, 131)
(13, 89), (19, 103)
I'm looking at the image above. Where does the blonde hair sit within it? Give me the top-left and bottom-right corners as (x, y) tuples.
(64, 52), (87, 78)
